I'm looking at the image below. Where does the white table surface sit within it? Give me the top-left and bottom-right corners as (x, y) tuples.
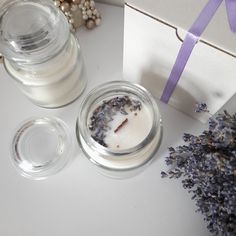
(0, 3), (235, 236)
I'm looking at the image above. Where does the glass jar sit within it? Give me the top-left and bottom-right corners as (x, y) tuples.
(0, 0), (86, 108)
(76, 81), (163, 178)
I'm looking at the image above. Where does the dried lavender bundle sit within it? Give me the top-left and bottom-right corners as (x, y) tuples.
(162, 104), (236, 235)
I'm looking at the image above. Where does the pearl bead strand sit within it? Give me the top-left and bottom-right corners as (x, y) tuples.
(53, 0), (101, 31)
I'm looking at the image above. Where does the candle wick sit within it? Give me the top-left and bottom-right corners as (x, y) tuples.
(114, 118), (128, 133)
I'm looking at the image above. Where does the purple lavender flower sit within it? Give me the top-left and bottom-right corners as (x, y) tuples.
(89, 96), (142, 147)
(162, 110), (236, 235)
(195, 102), (209, 113)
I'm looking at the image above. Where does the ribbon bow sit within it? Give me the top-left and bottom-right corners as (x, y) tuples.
(160, 0), (236, 103)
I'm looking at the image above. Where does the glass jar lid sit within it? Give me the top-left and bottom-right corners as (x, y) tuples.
(11, 117), (72, 180)
(0, 0), (69, 64)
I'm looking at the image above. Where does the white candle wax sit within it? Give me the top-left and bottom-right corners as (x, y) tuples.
(4, 34), (85, 107)
(87, 95), (161, 167)
(104, 103), (152, 150)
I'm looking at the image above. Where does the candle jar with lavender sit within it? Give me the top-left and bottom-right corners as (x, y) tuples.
(76, 81), (162, 178)
(0, 0), (86, 108)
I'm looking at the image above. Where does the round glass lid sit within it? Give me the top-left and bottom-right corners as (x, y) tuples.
(11, 117), (72, 180)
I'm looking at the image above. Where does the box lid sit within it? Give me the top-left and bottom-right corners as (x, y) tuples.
(126, 0), (236, 56)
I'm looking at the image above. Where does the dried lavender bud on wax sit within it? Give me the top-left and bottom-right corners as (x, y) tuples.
(88, 96), (142, 148)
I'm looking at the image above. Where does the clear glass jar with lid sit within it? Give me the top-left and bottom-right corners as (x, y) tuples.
(0, 0), (86, 108)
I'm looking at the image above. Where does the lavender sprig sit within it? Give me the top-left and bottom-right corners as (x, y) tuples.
(162, 104), (236, 235)
(195, 102), (209, 113)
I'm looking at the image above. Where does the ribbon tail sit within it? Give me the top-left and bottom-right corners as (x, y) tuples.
(225, 0), (236, 32)
(160, 34), (197, 103)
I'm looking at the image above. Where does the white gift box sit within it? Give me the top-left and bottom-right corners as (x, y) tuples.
(123, 0), (236, 122)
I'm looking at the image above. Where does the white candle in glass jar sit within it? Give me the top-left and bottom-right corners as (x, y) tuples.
(0, 0), (86, 108)
(77, 81), (162, 176)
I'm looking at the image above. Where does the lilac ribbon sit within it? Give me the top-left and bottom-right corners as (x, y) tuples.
(160, 0), (236, 103)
